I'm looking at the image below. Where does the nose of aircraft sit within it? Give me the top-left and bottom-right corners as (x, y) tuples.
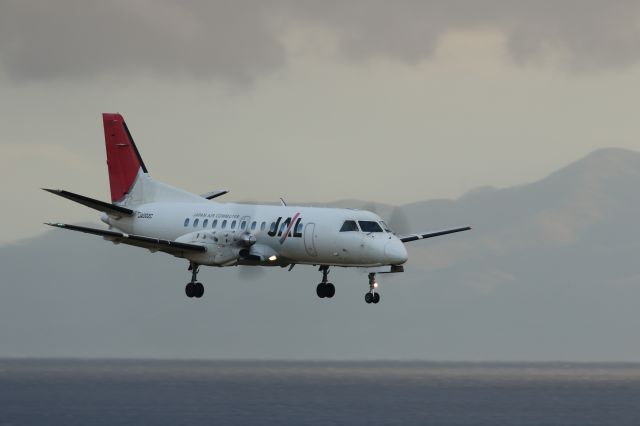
(384, 240), (408, 264)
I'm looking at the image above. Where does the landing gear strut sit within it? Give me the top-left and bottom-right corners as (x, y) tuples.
(316, 266), (335, 299)
(185, 262), (204, 299)
(364, 273), (380, 304)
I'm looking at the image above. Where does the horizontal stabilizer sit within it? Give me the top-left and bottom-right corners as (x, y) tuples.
(202, 190), (229, 200)
(43, 189), (134, 217)
(399, 226), (472, 243)
(45, 223), (206, 255)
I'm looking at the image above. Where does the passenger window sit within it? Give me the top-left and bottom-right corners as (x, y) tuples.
(269, 222), (277, 234)
(184, 218), (190, 227)
(340, 220), (359, 232)
(193, 218), (199, 227)
(241, 221), (247, 230)
(261, 222), (266, 231)
(251, 222), (257, 231)
(358, 221), (383, 233)
(203, 219), (208, 228)
(222, 220), (227, 229)
(279, 222), (287, 234)
(212, 219), (218, 229)
(295, 220), (303, 234)
(231, 220), (237, 229)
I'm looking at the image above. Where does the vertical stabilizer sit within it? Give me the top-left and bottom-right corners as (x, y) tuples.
(102, 113), (203, 205)
(103, 113), (147, 203)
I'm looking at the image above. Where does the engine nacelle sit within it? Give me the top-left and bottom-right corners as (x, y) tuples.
(243, 243), (279, 262)
(239, 233), (257, 247)
(175, 230), (256, 266)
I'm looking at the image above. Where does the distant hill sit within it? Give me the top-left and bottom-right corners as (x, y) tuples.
(3, 148), (640, 361)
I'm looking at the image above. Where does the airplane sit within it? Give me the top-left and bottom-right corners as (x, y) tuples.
(44, 113), (471, 304)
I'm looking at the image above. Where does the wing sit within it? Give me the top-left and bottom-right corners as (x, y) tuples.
(45, 223), (206, 256)
(399, 226), (471, 243)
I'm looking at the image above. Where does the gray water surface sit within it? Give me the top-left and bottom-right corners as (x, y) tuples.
(2, 360), (639, 425)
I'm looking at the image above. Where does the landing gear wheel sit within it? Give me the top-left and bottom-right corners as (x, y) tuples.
(185, 283), (195, 298)
(185, 262), (204, 299)
(365, 272), (380, 304)
(325, 283), (335, 298)
(316, 266), (335, 299)
(194, 282), (204, 298)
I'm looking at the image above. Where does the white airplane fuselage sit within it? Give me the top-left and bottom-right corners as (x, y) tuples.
(104, 201), (408, 268)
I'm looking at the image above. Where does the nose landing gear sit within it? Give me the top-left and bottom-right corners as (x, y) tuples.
(185, 262), (204, 299)
(364, 273), (380, 304)
(316, 266), (335, 299)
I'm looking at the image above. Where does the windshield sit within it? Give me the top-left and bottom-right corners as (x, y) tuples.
(380, 221), (392, 233)
(340, 220), (359, 232)
(359, 221), (383, 233)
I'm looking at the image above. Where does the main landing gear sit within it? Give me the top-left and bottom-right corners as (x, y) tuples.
(316, 266), (335, 299)
(364, 273), (380, 304)
(185, 262), (204, 299)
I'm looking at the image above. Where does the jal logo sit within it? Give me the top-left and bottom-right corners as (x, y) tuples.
(268, 213), (303, 243)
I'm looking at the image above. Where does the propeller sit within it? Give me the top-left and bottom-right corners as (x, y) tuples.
(234, 200), (267, 281)
(237, 264), (265, 281)
(386, 206), (411, 236)
(361, 202), (412, 236)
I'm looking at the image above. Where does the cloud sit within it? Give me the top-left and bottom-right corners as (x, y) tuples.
(1, 0), (640, 84)
(292, 0), (640, 71)
(0, 0), (285, 84)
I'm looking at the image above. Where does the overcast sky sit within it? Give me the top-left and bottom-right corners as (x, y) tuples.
(2, 0), (640, 244)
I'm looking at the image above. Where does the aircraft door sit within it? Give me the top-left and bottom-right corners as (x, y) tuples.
(304, 223), (318, 256)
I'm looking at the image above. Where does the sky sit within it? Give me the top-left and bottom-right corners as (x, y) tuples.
(3, 1), (640, 362)
(2, 0), (640, 244)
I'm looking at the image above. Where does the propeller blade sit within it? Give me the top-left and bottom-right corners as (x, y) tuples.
(387, 206), (411, 235)
(237, 265), (265, 281)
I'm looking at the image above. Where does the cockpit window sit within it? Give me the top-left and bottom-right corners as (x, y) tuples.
(340, 220), (359, 232)
(380, 221), (392, 233)
(359, 221), (383, 233)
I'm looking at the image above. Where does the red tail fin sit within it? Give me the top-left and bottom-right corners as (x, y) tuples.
(102, 113), (148, 202)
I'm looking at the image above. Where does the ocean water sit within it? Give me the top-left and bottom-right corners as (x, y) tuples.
(1, 360), (640, 425)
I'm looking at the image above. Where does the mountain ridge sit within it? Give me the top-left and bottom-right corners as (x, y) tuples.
(3, 147), (640, 361)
